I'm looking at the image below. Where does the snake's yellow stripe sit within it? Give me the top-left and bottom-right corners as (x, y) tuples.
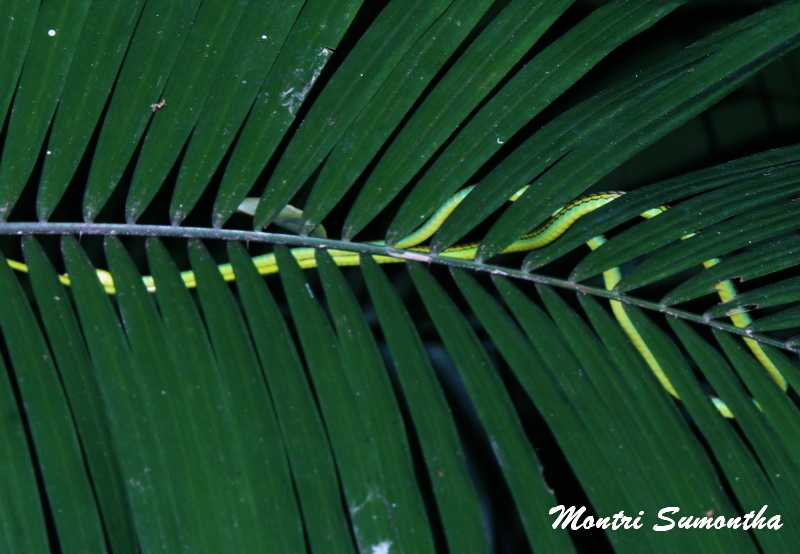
(6, 187), (785, 416)
(587, 207), (786, 418)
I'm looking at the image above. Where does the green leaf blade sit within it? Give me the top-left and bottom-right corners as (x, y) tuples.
(0, 250), (106, 552)
(124, 1), (255, 221)
(391, 0), (688, 249)
(21, 237), (137, 552)
(0, 1), (38, 132)
(668, 318), (799, 551)
(36, 1), (147, 220)
(169, 1), (305, 224)
(316, 252), (436, 553)
(228, 243), (356, 553)
(253, 0), (455, 229)
(361, 257), (491, 554)
(83, 1), (202, 221)
(211, 0), (365, 227)
(0, 0), (91, 219)
(342, 0), (577, 240)
(187, 240), (305, 552)
(298, 0), (500, 235)
(61, 236), (187, 551)
(477, 2), (800, 262)
(0, 252), (60, 554)
(409, 264), (576, 553)
(275, 246), (414, 552)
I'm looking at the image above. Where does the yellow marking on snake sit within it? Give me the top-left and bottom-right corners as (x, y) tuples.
(6, 187), (786, 416)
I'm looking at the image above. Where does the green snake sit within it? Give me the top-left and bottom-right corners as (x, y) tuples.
(6, 186), (786, 417)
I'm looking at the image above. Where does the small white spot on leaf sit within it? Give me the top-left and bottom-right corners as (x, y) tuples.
(371, 541), (392, 554)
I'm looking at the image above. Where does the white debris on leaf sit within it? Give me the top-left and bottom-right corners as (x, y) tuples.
(371, 540), (392, 554)
(280, 47), (332, 116)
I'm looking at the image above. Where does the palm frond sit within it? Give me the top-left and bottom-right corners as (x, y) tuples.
(1, 1), (799, 552)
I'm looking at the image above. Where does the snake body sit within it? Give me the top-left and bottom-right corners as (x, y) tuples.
(6, 186), (786, 416)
